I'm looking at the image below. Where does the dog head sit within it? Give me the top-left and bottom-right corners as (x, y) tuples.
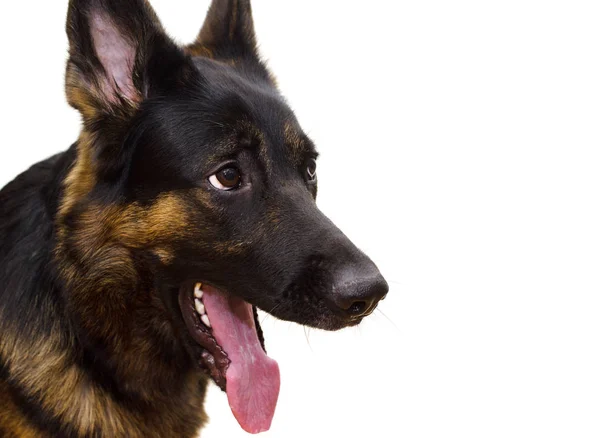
(60, 0), (388, 433)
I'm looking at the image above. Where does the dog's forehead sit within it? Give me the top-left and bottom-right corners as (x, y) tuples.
(164, 57), (317, 165)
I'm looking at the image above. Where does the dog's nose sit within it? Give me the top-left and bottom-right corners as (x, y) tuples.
(330, 272), (389, 318)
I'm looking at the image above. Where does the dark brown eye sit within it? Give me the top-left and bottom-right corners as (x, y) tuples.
(209, 167), (241, 191)
(306, 159), (317, 181)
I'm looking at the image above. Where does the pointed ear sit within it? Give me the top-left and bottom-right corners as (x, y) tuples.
(66, 0), (191, 121)
(186, 0), (258, 61)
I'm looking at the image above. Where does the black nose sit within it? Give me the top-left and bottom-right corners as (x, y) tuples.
(329, 272), (389, 318)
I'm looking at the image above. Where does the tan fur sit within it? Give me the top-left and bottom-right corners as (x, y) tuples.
(58, 132), (97, 220)
(1, 326), (125, 436)
(0, 306), (207, 438)
(0, 379), (45, 438)
(284, 120), (309, 163)
(185, 44), (214, 58)
(33, 145), (211, 436)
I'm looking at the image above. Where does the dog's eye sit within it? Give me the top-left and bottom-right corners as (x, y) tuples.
(306, 159), (317, 181)
(209, 167), (242, 191)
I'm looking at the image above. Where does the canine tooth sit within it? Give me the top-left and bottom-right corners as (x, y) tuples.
(194, 283), (204, 299)
(201, 314), (212, 328)
(194, 299), (206, 315)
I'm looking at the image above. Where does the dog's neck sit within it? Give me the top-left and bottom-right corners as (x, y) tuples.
(0, 147), (207, 437)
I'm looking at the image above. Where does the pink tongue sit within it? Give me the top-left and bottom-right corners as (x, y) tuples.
(201, 285), (280, 434)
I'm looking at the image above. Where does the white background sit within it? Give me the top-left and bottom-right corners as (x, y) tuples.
(1, 1), (599, 437)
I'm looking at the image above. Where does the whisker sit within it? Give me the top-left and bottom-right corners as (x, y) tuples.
(375, 308), (401, 333)
(260, 302), (284, 324)
(303, 326), (314, 352)
(386, 279), (403, 287)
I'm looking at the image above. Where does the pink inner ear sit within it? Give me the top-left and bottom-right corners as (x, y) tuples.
(90, 12), (138, 103)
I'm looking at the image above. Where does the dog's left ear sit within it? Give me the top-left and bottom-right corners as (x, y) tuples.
(187, 0), (266, 72)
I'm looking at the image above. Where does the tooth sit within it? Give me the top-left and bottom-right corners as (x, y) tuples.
(195, 299), (206, 315)
(194, 283), (204, 299)
(201, 314), (212, 328)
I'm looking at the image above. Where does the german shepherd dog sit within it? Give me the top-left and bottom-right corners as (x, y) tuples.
(0, 0), (388, 436)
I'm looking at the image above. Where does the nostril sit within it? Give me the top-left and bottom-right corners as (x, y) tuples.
(330, 274), (389, 319)
(347, 301), (367, 317)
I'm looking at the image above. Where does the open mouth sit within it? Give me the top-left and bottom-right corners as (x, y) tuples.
(178, 282), (280, 434)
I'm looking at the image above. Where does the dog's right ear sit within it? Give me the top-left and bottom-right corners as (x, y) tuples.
(64, 0), (199, 185)
(65, 0), (192, 122)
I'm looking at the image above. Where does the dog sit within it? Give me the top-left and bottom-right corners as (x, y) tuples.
(0, 0), (388, 436)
